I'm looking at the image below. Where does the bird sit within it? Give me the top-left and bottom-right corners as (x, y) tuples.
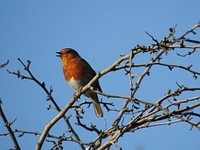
(56, 48), (103, 117)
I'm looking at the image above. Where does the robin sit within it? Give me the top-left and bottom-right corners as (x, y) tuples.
(56, 48), (103, 117)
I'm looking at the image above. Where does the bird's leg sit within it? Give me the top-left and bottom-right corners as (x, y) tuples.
(73, 87), (84, 100)
(77, 87), (84, 93)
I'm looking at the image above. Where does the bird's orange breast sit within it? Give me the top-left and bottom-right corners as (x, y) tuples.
(62, 57), (84, 82)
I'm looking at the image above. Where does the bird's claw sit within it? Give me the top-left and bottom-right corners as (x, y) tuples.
(73, 87), (83, 99)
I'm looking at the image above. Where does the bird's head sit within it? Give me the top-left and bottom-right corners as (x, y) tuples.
(56, 48), (80, 61)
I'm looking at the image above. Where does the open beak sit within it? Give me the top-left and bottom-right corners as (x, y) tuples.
(56, 52), (61, 57)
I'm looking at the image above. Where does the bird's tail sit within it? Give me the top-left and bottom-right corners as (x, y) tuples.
(89, 93), (103, 117)
(92, 99), (103, 117)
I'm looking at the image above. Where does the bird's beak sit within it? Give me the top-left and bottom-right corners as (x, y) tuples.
(56, 52), (61, 57)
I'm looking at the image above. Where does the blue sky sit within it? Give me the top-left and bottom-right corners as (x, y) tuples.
(0, 1), (200, 149)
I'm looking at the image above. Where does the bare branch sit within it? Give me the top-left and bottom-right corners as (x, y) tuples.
(178, 21), (200, 40)
(0, 100), (21, 150)
(2, 22), (200, 149)
(0, 60), (9, 69)
(7, 58), (85, 150)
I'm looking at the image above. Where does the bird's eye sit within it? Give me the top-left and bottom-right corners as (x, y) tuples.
(65, 51), (70, 54)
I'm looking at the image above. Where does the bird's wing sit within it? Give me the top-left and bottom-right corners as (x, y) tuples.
(81, 58), (103, 92)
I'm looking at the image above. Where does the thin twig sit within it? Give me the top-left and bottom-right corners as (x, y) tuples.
(0, 60), (9, 68)
(0, 100), (21, 150)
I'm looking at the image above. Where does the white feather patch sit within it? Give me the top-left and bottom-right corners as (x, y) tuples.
(68, 77), (82, 90)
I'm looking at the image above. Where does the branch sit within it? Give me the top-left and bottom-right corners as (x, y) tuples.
(7, 58), (85, 150)
(178, 21), (200, 40)
(75, 110), (100, 134)
(113, 48), (166, 127)
(3, 21), (200, 149)
(35, 49), (145, 149)
(98, 22), (200, 149)
(36, 87), (87, 149)
(0, 100), (21, 150)
(0, 60), (9, 69)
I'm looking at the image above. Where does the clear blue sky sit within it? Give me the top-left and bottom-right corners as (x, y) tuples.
(0, 1), (200, 149)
